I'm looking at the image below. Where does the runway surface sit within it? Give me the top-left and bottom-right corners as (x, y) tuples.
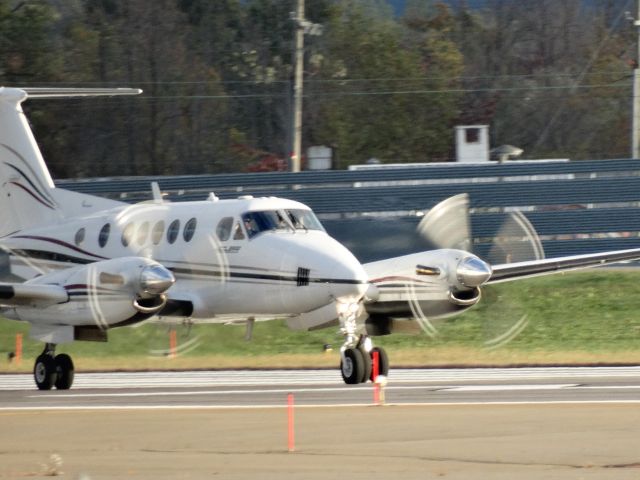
(2, 367), (640, 479)
(2, 366), (640, 409)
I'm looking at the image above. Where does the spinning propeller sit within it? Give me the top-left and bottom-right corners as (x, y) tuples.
(412, 193), (545, 347)
(417, 193), (544, 265)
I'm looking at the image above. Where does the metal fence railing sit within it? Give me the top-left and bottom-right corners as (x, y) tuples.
(55, 159), (640, 262)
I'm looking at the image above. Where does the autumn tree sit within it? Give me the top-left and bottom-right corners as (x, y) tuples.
(1, 0), (636, 176)
(308, 0), (463, 165)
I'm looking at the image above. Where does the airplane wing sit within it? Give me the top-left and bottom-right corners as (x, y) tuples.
(488, 247), (640, 284)
(358, 245), (640, 329)
(0, 283), (68, 307)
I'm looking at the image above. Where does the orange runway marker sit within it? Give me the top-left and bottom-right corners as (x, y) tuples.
(287, 393), (295, 452)
(15, 333), (22, 365)
(373, 350), (380, 405)
(169, 330), (177, 359)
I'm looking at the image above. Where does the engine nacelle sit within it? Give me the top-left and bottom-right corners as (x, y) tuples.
(363, 249), (491, 332)
(11, 257), (174, 329)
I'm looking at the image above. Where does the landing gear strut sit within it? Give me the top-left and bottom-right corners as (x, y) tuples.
(33, 343), (75, 390)
(338, 306), (388, 385)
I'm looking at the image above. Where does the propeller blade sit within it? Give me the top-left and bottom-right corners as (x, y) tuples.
(485, 210), (545, 264)
(417, 193), (471, 251)
(412, 193), (544, 350)
(479, 211), (543, 349)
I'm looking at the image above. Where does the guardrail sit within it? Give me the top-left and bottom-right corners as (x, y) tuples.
(55, 159), (640, 262)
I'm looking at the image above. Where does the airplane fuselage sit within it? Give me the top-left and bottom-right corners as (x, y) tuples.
(0, 196), (369, 326)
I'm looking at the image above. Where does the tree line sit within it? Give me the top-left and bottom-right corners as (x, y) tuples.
(0, 0), (635, 178)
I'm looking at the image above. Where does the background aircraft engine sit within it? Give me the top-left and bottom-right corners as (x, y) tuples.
(13, 257), (175, 330)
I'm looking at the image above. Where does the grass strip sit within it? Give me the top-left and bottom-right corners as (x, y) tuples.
(1, 270), (639, 372)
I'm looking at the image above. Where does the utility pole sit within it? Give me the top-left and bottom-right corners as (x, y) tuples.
(291, 0), (305, 173)
(631, 2), (640, 159)
(290, 0), (322, 173)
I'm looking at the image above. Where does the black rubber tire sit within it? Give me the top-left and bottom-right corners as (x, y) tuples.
(34, 355), (57, 391)
(340, 347), (365, 385)
(54, 353), (75, 390)
(369, 346), (389, 382)
(358, 346), (372, 384)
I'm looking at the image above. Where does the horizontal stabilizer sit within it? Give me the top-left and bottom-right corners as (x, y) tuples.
(20, 87), (142, 98)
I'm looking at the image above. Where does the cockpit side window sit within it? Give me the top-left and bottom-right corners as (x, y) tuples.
(216, 217), (234, 242)
(242, 214), (259, 238)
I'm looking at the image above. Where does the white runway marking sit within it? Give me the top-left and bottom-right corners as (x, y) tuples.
(444, 384), (578, 392)
(3, 400), (640, 412)
(2, 366), (640, 390)
(27, 383), (581, 398)
(31, 387), (366, 398)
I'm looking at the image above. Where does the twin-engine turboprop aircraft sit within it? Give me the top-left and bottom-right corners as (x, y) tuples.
(2, 87), (640, 390)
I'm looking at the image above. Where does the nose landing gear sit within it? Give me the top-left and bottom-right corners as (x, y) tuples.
(339, 306), (388, 385)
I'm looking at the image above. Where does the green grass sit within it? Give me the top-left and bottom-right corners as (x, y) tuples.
(1, 270), (640, 372)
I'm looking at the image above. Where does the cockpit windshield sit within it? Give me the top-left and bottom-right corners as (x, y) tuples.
(285, 209), (324, 232)
(241, 209), (324, 238)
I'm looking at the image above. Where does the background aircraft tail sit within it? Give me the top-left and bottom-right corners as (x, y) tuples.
(0, 87), (141, 237)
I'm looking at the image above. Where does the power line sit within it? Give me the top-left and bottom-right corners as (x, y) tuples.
(12, 70), (637, 86)
(117, 82), (630, 100)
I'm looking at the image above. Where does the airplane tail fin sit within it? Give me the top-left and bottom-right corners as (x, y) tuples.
(0, 87), (141, 237)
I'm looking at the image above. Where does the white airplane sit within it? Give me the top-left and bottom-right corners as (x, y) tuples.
(2, 86), (640, 390)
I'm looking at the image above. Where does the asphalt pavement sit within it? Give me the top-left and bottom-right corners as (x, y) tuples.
(1, 367), (639, 479)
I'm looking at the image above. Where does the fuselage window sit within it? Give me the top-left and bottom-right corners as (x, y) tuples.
(98, 223), (110, 248)
(122, 222), (135, 247)
(184, 217), (197, 242)
(233, 222), (245, 240)
(152, 220), (165, 245)
(167, 219), (180, 244)
(74, 228), (86, 247)
(137, 221), (150, 245)
(216, 217), (233, 242)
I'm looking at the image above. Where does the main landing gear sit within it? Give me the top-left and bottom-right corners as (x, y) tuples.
(33, 343), (75, 390)
(338, 305), (389, 385)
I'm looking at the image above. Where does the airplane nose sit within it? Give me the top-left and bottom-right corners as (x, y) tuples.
(328, 257), (369, 300)
(456, 256), (492, 288)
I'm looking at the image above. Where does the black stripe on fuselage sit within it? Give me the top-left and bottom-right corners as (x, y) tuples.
(169, 267), (365, 285)
(8, 251), (366, 287)
(11, 236), (107, 260)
